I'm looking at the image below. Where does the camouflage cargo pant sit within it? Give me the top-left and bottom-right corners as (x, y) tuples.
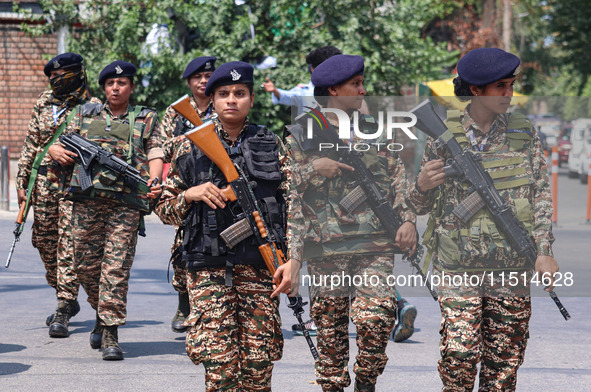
(56, 199), (81, 301)
(31, 170), (61, 291)
(436, 268), (531, 392)
(185, 265), (283, 392)
(72, 199), (140, 326)
(171, 226), (187, 294)
(307, 254), (397, 392)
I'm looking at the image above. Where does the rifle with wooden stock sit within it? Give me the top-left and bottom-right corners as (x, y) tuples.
(171, 95), (320, 359)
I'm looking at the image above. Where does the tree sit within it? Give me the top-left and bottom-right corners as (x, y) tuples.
(16, 0), (459, 133)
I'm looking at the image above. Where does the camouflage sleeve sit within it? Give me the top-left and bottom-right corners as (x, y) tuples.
(273, 135), (303, 267)
(530, 132), (555, 256)
(284, 134), (326, 192)
(16, 92), (47, 190)
(388, 152), (416, 224)
(405, 138), (442, 215)
(143, 111), (164, 160)
(160, 105), (180, 163)
(154, 139), (192, 226)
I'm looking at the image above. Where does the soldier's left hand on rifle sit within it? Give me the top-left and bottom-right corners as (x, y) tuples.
(271, 258), (297, 299)
(48, 143), (77, 166)
(394, 221), (417, 256)
(535, 255), (560, 291)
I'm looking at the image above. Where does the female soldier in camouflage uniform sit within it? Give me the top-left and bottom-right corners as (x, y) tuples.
(16, 53), (98, 326)
(406, 48), (560, 391)
(160, 56), (217, 333)
(156, 61), (294, 392)
(287, 54), (417, 392)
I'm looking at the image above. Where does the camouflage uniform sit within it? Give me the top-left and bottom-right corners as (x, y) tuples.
(160, 97), (215, 295)
(286, 120), (416, 391)
(406, 107), (553, 391)
(63, 103), (163, 326)
(155, 119), (290, 392)
(16, 91), (99, 294)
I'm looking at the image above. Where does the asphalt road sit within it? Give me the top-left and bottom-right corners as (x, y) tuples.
(1, 168), (590, 391)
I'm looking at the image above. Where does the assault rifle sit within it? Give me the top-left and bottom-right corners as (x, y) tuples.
(59, 132), (150, 193)
(299, 111), (437, 300)
(410, 99), (570, 320)
(171, 95), (320, 360)
(5, 200), (28, 268)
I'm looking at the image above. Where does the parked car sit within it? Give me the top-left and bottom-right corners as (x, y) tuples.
(538, 130), (548, 155)
(557, 123), (572, 167)
(537, 124), (559, 153)
(567, 118), (591, 183)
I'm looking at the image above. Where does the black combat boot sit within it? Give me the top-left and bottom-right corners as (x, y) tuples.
(102, 325), (123, 360)
(48, 300), (74, 338)
(354, 380), (375, 392)
(46, 299), (80, 326)
(89, 313), (103, 349)
(171, 292), (190, 333)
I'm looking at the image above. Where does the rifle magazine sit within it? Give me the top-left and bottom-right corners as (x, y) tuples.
(220, 218), (253, 248)
(338, 185), (367, 215)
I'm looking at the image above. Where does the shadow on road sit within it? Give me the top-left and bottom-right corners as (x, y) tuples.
(0, 362), (31, 376)
(0, 343), (26, 354)
(121, 340), (186, 358)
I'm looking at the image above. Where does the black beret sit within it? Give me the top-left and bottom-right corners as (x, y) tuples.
(44, 52), (83, 77)
(311, 54), (364, 88)
(98, 61), (137, 86)
(182, 56), (217, 79)
(457, 48), (521, 86)
(204, 61), (254, 96)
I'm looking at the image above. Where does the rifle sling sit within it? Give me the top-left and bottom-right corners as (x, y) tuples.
(21, 107), (78, 233)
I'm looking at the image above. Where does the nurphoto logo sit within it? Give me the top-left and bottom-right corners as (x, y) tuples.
(304, 105), (418, 152)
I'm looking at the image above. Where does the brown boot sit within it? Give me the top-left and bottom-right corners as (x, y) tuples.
(48, 300), (74, 338)
(102, 326), (123, 360)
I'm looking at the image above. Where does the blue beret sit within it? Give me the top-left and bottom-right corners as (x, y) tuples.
(204, 61), (254, 96)
(44, 53), (83, 77)
(182, 56), (217, 79)
(457, 48), (520, 86)
(98, 61), (137, 86)
(311, 54), (364, 88)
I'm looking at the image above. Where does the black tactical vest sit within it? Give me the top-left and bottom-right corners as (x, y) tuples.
(176, 124), (286, 271)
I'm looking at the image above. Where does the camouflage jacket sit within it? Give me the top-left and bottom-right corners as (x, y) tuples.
(160, 96), (215, 163)
(61, 102), (163, 211)
(285, 118), (416, 264)
(155, 118), (296, 258)
(406, 107), (554, 271)
(16, 90), (101, 191)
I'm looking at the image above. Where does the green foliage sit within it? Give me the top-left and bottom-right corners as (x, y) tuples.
(16, 0), (457, 132)
(547, 0), (591, 95)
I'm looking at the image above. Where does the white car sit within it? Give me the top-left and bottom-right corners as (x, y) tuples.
(567, 118), (591, 184)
